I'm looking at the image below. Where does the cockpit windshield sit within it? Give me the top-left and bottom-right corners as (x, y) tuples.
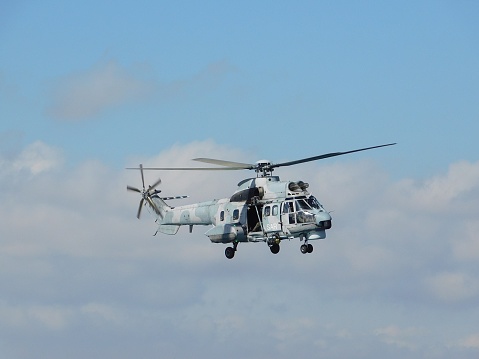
(295, 199), (312, 211)
(306, 196), (323, 210)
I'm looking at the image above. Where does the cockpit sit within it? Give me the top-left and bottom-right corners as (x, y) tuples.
(282, 195), (325, 224)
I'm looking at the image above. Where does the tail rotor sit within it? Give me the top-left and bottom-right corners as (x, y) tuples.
(127, 164), (162, 219)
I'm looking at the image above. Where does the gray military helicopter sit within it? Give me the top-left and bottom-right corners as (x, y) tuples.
(127, 143), (395, 259)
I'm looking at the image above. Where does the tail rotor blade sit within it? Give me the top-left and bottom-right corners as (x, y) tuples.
(146, 196), (162, 218)
(148, 177), (162, 192)
(139, 164), (145, 190)
(137, 198), (144, 219)
(127, 186), (141, 193)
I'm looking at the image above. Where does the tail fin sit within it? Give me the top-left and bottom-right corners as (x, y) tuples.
(151, 196), (181, 235)
(151, 195), (171, 219)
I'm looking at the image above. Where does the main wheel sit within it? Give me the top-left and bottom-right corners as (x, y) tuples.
(300, 244), (308, 254)
(225, 246), (235, 259)
(270, 243), (280, 254)
(307, 243), (313, 253)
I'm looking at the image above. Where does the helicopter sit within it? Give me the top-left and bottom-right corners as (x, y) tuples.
(127, 143), (396, 259)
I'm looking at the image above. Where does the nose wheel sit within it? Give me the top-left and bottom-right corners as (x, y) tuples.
(300, 243), (313, 254)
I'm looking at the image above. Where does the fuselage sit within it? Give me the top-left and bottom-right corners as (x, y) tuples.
(151, 176), (332, 244)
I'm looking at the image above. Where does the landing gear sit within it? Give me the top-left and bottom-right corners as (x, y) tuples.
(269, 243), (280, 254)
(225, 241), (239, 259)
(225, 247), (235, 259)
(300, 243), (313, 254)
(268, 234), (281, 255)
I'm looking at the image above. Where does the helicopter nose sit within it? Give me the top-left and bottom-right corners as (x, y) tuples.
(315, 211), (332, 229)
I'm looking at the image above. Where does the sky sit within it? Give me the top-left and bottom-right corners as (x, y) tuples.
(1, 1), (479, 358)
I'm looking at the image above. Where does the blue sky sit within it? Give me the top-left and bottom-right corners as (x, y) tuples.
(1, 1), (479, 358)
(2, 0), (477, 174)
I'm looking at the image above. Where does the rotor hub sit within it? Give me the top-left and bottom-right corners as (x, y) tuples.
(255, 160), (273, 177)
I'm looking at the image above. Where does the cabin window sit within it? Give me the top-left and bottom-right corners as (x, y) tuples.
(220, 211), (224, 221)
(282, 201), (294, 214)
(264, 206), (271, 217)
(272, 205), (278, 216)
(233, 209), (239, 221)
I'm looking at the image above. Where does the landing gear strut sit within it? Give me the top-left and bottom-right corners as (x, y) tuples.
(225, 241), (238, 259)
(300, 243), (313, 254)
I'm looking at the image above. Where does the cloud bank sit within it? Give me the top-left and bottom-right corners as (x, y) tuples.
(1, 140), (479, 359)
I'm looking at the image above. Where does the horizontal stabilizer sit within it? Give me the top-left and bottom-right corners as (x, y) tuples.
(158, 224), (180, 235)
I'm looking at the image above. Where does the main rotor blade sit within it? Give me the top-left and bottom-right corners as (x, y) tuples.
(126, 143), (396, 173)
(193, 158), (253, 169)
(127, 166), (247, 171)
(271, 143), (396, 169)
(127, 186), (141, 193)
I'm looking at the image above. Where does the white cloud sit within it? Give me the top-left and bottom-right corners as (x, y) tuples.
(47, 60), (154, 120)
(0, 140), (63, 176)
(2, 140), (479, 358)
(374, 325), (423, 350)
(46, 59), (237, 121)
(452, 220), (479, 260)
(127, 140), (254, 204)
(0, 302), (72, 330)
(388, 160), (479, 213)
(455, 332), (479, 349)
(424, 271), (479, 303)
(81, 302), (126, 325)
